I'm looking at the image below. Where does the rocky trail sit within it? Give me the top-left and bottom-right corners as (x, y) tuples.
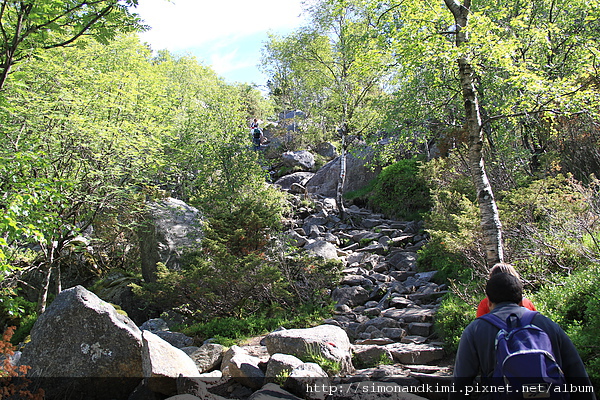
(13, 181), (456, 400)
(228, 193), (455, 400)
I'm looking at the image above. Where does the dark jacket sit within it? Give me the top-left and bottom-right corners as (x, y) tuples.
(451, 302), (596, 400)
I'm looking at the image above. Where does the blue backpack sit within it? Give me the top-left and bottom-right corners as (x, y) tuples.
(479, 310), (569, 399)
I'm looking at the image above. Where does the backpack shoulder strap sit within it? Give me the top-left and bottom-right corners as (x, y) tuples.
(518, 309), (539, 326)
(478, 312), (507, 330)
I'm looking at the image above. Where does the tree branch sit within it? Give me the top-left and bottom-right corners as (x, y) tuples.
(42, 5), (115, 50)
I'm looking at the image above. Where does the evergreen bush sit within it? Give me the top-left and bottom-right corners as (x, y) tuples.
(355, 157), (432, 220)
(532, 267), (600, 385)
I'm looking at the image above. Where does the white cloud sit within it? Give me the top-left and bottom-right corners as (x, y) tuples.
(135, 0), (305, 51)
(209, 48), (255, 74)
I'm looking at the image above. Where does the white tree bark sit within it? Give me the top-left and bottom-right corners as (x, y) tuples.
(445, 0), (504, 266)
(336, 125), (348, 219)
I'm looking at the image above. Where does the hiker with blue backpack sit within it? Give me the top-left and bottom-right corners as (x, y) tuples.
(451, 273), (595, 400)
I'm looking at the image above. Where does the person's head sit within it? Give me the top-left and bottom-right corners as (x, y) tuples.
(253, 118), (258, 122)
(489, 262), (520, 279)
(485, 273), (523, 305)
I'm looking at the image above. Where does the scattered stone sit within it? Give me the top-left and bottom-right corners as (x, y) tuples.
(407, 322), (433, 337)
(141, 330), (201, 396)
(305, 240), (339, 260)
(282, 150), (315, 170)
(382, 307), (436, 323)
(354, 338), (395, 345)
(352, 345), (394, 368)
(265, 353), (304, 383)
(249, 383), (303, 400)
(284, 363), (329, 400)
(140, 318), (169, 332)
(387, 343), (445, 365)
(401, 336), (428, 345)
(340, 275), (374, 287)
(332, 286), (370, 308)
(274, 172), (315, 191)
(264, 325), (354, 375)
(155, 331), (194, 348)
(228, 351), (265, 389)
(181, 343), (224, 373)
(314, 142), (338, 159)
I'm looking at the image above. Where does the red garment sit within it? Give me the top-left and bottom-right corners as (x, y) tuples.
(476, 297), (536, 317)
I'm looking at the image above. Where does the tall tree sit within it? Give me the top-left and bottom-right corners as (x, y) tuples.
(262, 0), (393, 216)
(0, 0), (143, 90)
(443, 0), (504, 265)
(376, 0), (600, 267)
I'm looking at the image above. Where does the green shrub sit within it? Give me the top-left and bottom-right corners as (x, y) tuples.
(419, 155), (486, 275)
(531, 266), (600, 385)
(301, 343), (342, 376)
(434, 291), (478, 353)
(181, 302), (333, 344)
(499, 174), (599, 283)
(368, 157), (432, 220)
(417, 237), (473, 283)
(132, 185), (297, 319)
(0, 295), (38, 346)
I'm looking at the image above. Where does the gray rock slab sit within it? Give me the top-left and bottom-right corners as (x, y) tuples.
(181, 343), (224, 373)
(19, 286), (143, 399)
(142, 330), (201, 396)
(386, 252), (418, 271)
(305, 240), (339, 260)
(382, 307), (436, 323)
(386, 343), (444, 365)
(332, 286), (370, 308)
(264, 325), (353, 375)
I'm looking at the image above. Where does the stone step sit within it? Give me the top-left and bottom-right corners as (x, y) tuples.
(386, 343), (445, 365)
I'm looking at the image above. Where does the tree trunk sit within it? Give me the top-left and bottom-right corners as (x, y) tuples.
(336, 126), (347, 219)
(0, 4), (29, 91)
(38, 265), (52, 314)
(445, 0), (504, 266)
(37, 240), (59, 314)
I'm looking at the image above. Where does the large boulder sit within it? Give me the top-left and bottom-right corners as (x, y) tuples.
(139, 197), (203, 282)
(305, 150), (381, 198)
(263, 325), (354, 375)
(19, 285), (144, 399)
(274, 172), (315, 191)
(282, 150), (315, 170)
(141, 330), (201, 396)
(314, 142), (338, 159)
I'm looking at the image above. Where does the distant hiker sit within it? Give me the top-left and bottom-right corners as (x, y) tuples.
(250, 118), (262, 150)
(451, 273), (595, 400)
(476, 262), (536, 317)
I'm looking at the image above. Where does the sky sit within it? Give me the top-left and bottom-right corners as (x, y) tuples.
(134, 0), (307, 89)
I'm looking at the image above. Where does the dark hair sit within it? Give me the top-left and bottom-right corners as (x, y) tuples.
(485, 273), (523, 305)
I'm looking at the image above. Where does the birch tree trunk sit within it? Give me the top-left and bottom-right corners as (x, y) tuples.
(444, 0), (504, 266)
(336, 124), (348, 219)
